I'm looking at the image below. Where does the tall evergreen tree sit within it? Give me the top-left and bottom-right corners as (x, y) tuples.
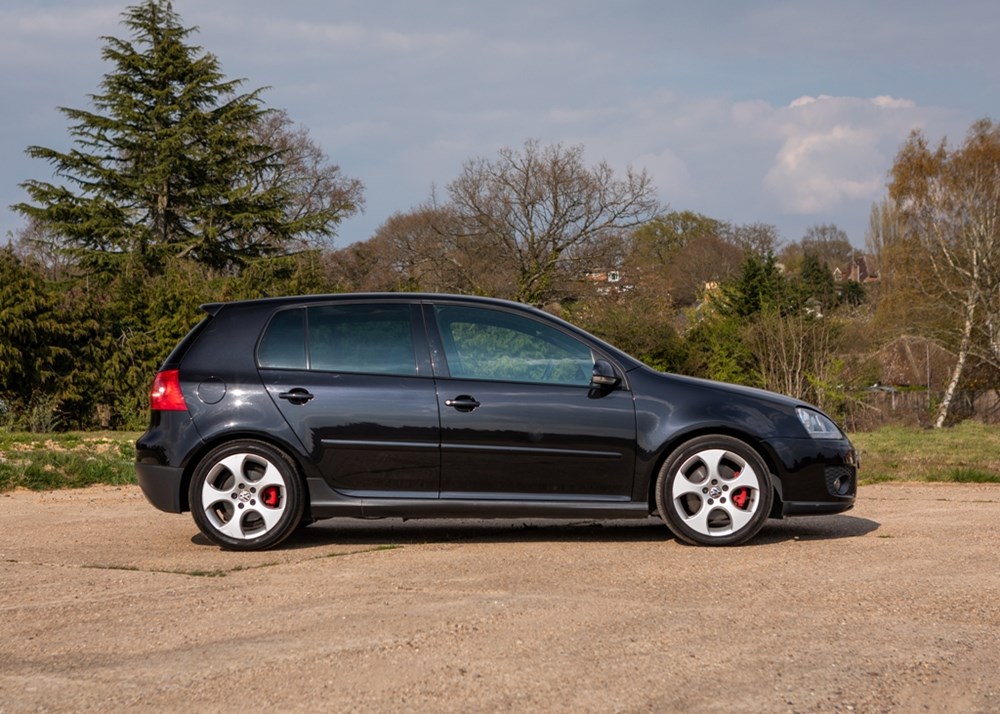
(15, 0), (355, 275)
(799, 252), (837, 310)
(717, 252), (792, 318)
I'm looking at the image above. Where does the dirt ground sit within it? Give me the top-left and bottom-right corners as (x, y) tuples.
(1, 483), (998, 713)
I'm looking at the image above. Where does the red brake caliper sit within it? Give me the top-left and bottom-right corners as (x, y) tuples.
(732, 488), (749, 509)
(261, 486), (281, 508)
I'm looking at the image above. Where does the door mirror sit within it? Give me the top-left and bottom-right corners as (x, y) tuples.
(590, 359), (620, 389)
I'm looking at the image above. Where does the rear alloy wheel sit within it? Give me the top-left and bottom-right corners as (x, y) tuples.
(189, 440), (304, 550)
(656, 435), (773, 546)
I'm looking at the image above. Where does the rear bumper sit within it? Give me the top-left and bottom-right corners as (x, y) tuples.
(136, 462), (186, 513)
(135, 410), (203, 513)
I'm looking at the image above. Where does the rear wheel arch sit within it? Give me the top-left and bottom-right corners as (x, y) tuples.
(188, 438), (307, 550)
(180, 432), (313, 517)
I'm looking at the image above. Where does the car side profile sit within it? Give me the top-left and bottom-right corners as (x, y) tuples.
(136, 293), (857, 550)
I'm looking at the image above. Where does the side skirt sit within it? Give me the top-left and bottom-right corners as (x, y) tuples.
(306, 478), (650, 520)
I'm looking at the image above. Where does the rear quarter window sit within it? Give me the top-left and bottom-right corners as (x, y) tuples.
(258, 309), (307, 369)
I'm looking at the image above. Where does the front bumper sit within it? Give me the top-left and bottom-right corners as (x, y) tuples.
(762, 436), (858, 517)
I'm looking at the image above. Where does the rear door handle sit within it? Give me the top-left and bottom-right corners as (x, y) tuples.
(279, 388), (315, 405)
(445, 395), (481, 412)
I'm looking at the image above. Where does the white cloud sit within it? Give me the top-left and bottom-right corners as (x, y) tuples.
(761, 95), (936, 214)
(872, 96), (917, 109)
(1, 0), (988, 247)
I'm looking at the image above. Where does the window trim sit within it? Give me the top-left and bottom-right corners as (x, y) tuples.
(255, 301), (432, 377)
(425, 301), (607, 388)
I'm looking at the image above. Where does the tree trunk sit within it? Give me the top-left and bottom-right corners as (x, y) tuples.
(934, 294), (976, 428)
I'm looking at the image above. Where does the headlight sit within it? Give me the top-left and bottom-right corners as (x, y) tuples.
(796, 407), (843, 439)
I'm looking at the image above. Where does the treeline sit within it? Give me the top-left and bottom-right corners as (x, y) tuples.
(0, 215), (871, 431)
(4, 1), (1000, 431)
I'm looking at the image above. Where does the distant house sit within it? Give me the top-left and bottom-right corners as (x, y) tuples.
(848, 255), (879, 283)
(585, 269), (631, 295)
(874, 335), (954, 390)
(833, 255), (879, 283)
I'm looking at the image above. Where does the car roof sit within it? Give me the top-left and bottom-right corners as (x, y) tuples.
(200, 292), (529, 316)
(199, 292), (645, 371)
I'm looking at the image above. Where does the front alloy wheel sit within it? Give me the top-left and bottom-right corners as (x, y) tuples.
(189, 440), (304, 550)
(656, 435), (773, 546)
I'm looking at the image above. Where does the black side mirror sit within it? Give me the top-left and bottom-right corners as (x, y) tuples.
(590, 359), (620, 389)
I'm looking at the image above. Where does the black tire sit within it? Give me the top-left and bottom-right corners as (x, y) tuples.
(189, 440), (304, 551)
(655, 435), (773, 546)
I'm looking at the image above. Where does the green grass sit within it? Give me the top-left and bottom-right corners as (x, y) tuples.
(3, 423), (1000, 492)
(850, 421), (1000, 485)
(0, 431), (139, 492)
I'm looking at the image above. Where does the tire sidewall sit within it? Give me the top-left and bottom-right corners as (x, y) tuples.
(189, 439), (305, 551)
(656, 434), (773, 546)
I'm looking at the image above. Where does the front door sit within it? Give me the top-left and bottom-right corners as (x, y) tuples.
(430, 303), (636, 500)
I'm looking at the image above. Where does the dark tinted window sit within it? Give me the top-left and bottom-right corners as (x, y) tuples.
(308, 304), (416, 376)
(434, 305), (593, 385)
(258, 309), (307, 369)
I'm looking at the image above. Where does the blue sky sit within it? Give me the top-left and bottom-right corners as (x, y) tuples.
(2, 0), (997, 250)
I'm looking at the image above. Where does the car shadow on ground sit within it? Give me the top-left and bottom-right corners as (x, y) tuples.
(244, 513), (881, 551)
(751, 514), (880, 545)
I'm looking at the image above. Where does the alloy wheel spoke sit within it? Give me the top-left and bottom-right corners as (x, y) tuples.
(215, 510), (251, 539)
(254, 461), (286, 490)
(253, 502), (285, 531)
(681, 500), (712, 535)
(728, 466), (760, 491)
(727, 502), (756, 531)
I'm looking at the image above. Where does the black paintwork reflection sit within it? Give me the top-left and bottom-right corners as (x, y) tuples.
(261, 370), (440, 493)
(438, 379), (636, 498)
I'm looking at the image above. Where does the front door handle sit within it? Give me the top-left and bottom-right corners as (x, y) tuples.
(445, 395), (481, 412)
(279, 388), (315, 405)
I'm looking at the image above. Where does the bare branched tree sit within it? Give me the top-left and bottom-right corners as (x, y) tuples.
(446, 140), (659, 305)
(889, 119), (1000, 427)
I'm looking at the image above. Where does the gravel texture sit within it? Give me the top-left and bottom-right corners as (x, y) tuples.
(1, 483), (998, 712)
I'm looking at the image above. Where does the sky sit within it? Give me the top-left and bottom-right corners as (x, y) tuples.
(2, 0), (998, 251)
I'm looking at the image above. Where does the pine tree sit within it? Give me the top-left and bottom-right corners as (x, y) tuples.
(718, 252), (792, 318)
(799, 252), (837, 310)
(15, 0), (353, 275)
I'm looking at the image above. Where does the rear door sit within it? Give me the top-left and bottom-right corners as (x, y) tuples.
(258, 301), (441, 496)
(429, 303), (637, 500)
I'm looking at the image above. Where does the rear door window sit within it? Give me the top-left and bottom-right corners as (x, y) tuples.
(309, 304), (416, 375)
(258, 304), (417, 376)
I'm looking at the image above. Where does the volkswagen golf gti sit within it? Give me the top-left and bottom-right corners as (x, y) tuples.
(136, 293), (858, 550)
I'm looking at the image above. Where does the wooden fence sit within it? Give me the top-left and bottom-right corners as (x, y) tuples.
(841, 389), (1000, 431)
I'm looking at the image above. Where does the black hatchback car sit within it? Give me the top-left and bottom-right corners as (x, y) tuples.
(136, 293), (857, 550)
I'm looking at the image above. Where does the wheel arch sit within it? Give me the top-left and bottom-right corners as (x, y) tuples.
(178, 430), (313, 515)
(644, 425), (785, 517)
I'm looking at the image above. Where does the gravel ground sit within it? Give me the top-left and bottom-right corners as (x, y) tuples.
(1, 483), (999, 713)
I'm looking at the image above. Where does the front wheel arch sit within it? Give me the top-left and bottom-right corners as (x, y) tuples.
(645, 427), (783, 513)
(655, 434), (774, 546)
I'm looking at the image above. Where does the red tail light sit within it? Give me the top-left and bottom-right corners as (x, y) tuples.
(150, 370), (188, 411)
